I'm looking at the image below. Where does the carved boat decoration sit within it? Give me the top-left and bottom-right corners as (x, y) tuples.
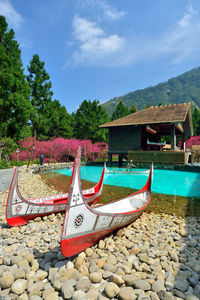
(61, 147), (152, 257)
(146, 125), (157, 135)
(6, 164), (105, 227)
(147, 138), (166, 147)
(104, 162), (152, 175)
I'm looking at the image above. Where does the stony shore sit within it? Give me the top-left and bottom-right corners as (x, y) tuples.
(0, 166), (200, 300)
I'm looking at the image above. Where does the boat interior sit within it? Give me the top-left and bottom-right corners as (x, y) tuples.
(93, 191), (149, 214)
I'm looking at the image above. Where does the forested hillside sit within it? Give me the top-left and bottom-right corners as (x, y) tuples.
(102, 67), (200, 116)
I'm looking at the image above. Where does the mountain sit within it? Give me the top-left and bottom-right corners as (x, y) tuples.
(102, 67), (200, 117)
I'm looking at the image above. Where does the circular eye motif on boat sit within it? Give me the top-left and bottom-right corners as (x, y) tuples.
(15, 204), (22, 213)
(74, 213), (84, 228)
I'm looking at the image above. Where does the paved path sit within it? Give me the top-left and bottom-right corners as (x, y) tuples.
(0, 168), (14, 193)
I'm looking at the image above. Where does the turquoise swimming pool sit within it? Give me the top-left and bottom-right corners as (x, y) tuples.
(55, 166), (200, 198)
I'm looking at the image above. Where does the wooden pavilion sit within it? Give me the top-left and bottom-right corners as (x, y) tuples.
(100, 103), (193, 165)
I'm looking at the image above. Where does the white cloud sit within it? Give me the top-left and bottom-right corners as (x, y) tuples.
(71, 15), (125, 66)
(99, 2), (126, 20)
(157, 2), (200, 64)
(116, 1), (200, 67)
(68, 1), (200, 67)
(104, 8), (125, 20)
(0, 0), (23, 28)
(73, 15), (104, 42)
(81, 0), (126, 20)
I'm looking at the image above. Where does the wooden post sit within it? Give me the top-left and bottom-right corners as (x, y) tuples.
(108, 152), (112, 167)
(118, 155), (122, 167)
(171, 124), (176, 151)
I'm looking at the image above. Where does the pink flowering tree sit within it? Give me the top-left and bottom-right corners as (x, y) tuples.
(185, 135), (200, 149)
(10, 137), (108, 163)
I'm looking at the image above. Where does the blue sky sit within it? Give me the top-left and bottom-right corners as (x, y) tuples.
(1, 0), (200, 113)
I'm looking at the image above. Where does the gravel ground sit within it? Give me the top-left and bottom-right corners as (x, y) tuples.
(0, 166), (200, 300)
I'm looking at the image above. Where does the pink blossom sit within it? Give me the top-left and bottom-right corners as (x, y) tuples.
(10, 138), (108, 163)
(185, 135), (200, 149)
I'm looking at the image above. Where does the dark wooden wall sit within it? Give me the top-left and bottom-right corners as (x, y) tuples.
(108, 126), (141, 152)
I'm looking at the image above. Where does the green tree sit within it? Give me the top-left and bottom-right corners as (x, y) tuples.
(145, 103), (152, 109)
(129, 104), (137, 114)
(45, 100), (73, 138)
(27, 54), (53, 139)
(192, 108), (200, 135)
(0, 16), (31, 140)
(0, 137), (17, 160)
(73, 100), (110, 142)
(111, 101), (130, 120)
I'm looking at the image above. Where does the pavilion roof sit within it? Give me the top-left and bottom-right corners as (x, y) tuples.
(101, 103), (189, 126)
(100, 103), (193, 136)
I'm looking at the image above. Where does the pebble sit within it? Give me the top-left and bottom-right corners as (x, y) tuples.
(0, 166), (199, 299)
(10, 279), (27, 295)
(104, 282), (120, 298)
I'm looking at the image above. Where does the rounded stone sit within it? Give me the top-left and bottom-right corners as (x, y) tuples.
(134, 279), (151, 291)
(174, 279), (189, 292)
(18, 293), (29, 300)
(123, 274), (137, 286)
(61, 282), (74, 299)
(74, 256), (85, 270)
(119, 287), (135, 300)
(26, 253), (35, 263)
(110, 273), (124, 285)
(35, 270), (48, 281)
(89, 272), (102, 283)
(186, 296), (200, 300)
(85, 248), (93, 257)
(28, 281), (45, 296)
(29, 295), (42, 300)
(11, 279), (27, 295)
(104, 282), (120, 298)
(44, 292), (58, 300)
(85, 288), (99, 299)
(192, 263), (200, 273)
(152, 280), (165, 293)
(14, 268), (26, 280)
(0, 271), (15, 289)
(66, 261), (74, 270)
(76, 277), (91, 292)
(72, 290), (86, 300)
(103, 263), (117, 273)
(99, 240), (105, 249)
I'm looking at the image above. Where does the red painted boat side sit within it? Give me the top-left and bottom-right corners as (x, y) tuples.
(61, 212), (142, 257)
(7, 210), (65, 227)
(61, 147), (152, 257)
(6, 160), (105, 226)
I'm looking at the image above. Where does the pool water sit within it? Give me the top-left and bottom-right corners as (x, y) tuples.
(55, 166), (200, 198)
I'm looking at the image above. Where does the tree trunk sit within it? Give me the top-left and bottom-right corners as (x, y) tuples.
(34, 127), (37, 139)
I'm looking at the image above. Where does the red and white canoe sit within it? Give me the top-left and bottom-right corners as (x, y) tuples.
(104, 162), (152, 175)
(6, 164), (105, 227)
(61, 147), (152, 257)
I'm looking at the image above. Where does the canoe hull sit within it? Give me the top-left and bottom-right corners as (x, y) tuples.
(6, 165), (105, 227)
(104, 162), (152, 175)
(61, 147), (152, 257)
(61, 211), (142, 257)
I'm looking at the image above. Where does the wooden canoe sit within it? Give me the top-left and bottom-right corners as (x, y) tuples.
(61, 147), (152, 257)
(104, 162), (152, 175)
(6, 164), (105, 227)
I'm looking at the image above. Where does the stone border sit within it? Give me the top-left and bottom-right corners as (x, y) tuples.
(30, 162), (73, 174)
(29, 160), (200, 174)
